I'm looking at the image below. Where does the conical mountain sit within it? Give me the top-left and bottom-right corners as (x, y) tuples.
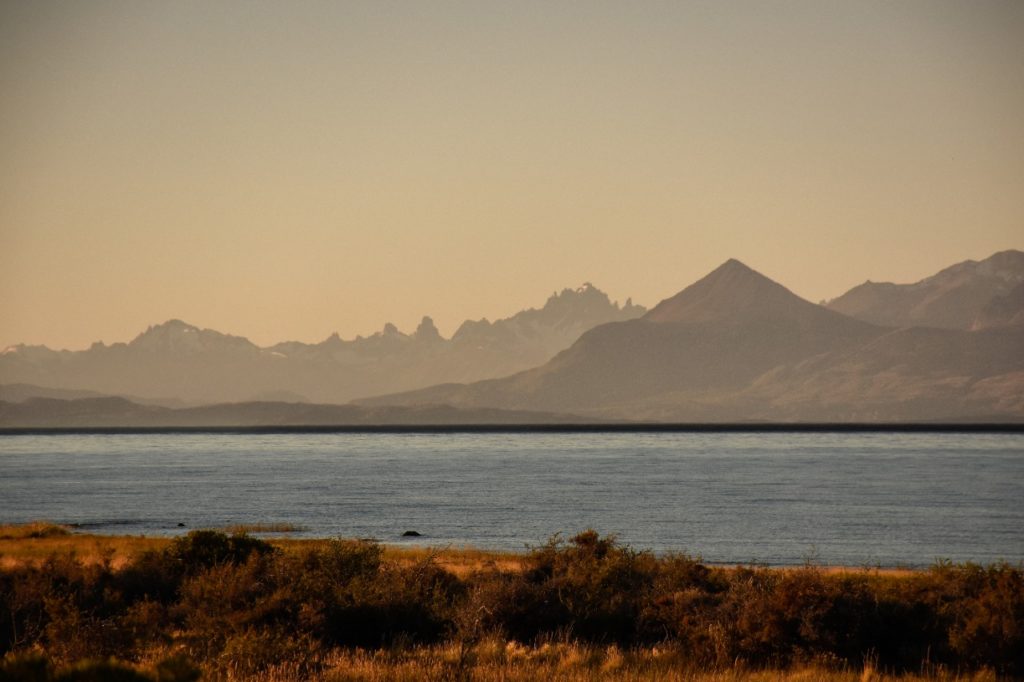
(645, 259), (845, 326)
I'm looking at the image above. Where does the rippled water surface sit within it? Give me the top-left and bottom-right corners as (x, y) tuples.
(1, 432), (1022, 566)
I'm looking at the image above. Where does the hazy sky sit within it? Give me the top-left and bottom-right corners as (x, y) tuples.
(2, 1), (1022, 350)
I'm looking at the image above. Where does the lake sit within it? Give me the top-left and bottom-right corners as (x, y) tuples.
(1, 431), (1022, 567)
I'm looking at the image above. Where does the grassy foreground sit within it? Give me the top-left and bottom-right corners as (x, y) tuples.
(0, 524), (1022, 681)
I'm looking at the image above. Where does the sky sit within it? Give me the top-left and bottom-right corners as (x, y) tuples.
(2, 1), (1022, 350)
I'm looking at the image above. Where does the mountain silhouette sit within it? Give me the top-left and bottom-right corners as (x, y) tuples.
(4, 255), (1022, 423)
(0, 284), (644, 405)
(360, 258), (1024, 421)
(129, 319), (259, 355)
(645, 259), (842, 326)
(826, 250), (1024, 330)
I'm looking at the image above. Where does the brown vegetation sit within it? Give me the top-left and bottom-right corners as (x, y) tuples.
(0, 527), (1021, 681)
(0, 528), (167, 571)
(0, 522), (72, 540)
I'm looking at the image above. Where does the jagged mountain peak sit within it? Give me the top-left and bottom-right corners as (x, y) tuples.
(414, 316), (442, 342)
(542, 282), (644, 314)
(130, 319), (199, 345)
(142, 318), (197, 332)
(547, 282), (604, 301)
(129, 319), (256, 353)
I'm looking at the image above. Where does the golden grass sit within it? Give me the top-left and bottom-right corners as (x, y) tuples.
(0, 520), (71, 539)
(0, 530), (170, 570)
(8, 644), (993, 682)
(207, 641), (996, 682)
(379, 543), (525, 577)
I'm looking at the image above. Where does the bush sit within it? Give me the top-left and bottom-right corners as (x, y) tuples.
(319, 553), (461, 647)
(475, 531), (659, 645)
(164, 530), (274, 575)
(946, 563), (1024, 673)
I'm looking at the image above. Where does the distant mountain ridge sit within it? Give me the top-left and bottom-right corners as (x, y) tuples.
(360, 257), (1024, 422)
(4, 253), (1022, 424)
(0, 284), (644, 405)
(826, 250), (1024, 330)
(0, 383), (186, 408)
(0, 396), (598, 428)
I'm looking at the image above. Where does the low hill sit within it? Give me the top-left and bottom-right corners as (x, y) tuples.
(0, 396), (597, 428)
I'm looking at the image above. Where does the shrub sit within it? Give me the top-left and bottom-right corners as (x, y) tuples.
(164, 530), (274, 575)
(946, 562), (1024, 674)
(175, 551), (293, 661)
(476, 531), (659, 645)
(319, 554), (461, 647)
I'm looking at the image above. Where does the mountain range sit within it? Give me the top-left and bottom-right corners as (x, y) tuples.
(0, 284), (644, 406)
(360, 252), (1024, 422)
(825, 250), (1024, 330)
(2, 250), (1022, 424)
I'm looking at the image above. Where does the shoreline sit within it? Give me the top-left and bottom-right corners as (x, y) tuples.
(0, 525), (935, 575)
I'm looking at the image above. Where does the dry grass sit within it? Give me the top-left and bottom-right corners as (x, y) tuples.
(379, 544), (525, 578)
(0, 521), (71, 540)
(3, 644), (995, 682)
(210, 641), (997, 682)
(793, 565), (917, 579)
(0, 529), (169, 570)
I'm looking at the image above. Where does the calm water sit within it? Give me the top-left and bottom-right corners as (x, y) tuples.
(1, 432), (1022, 567)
